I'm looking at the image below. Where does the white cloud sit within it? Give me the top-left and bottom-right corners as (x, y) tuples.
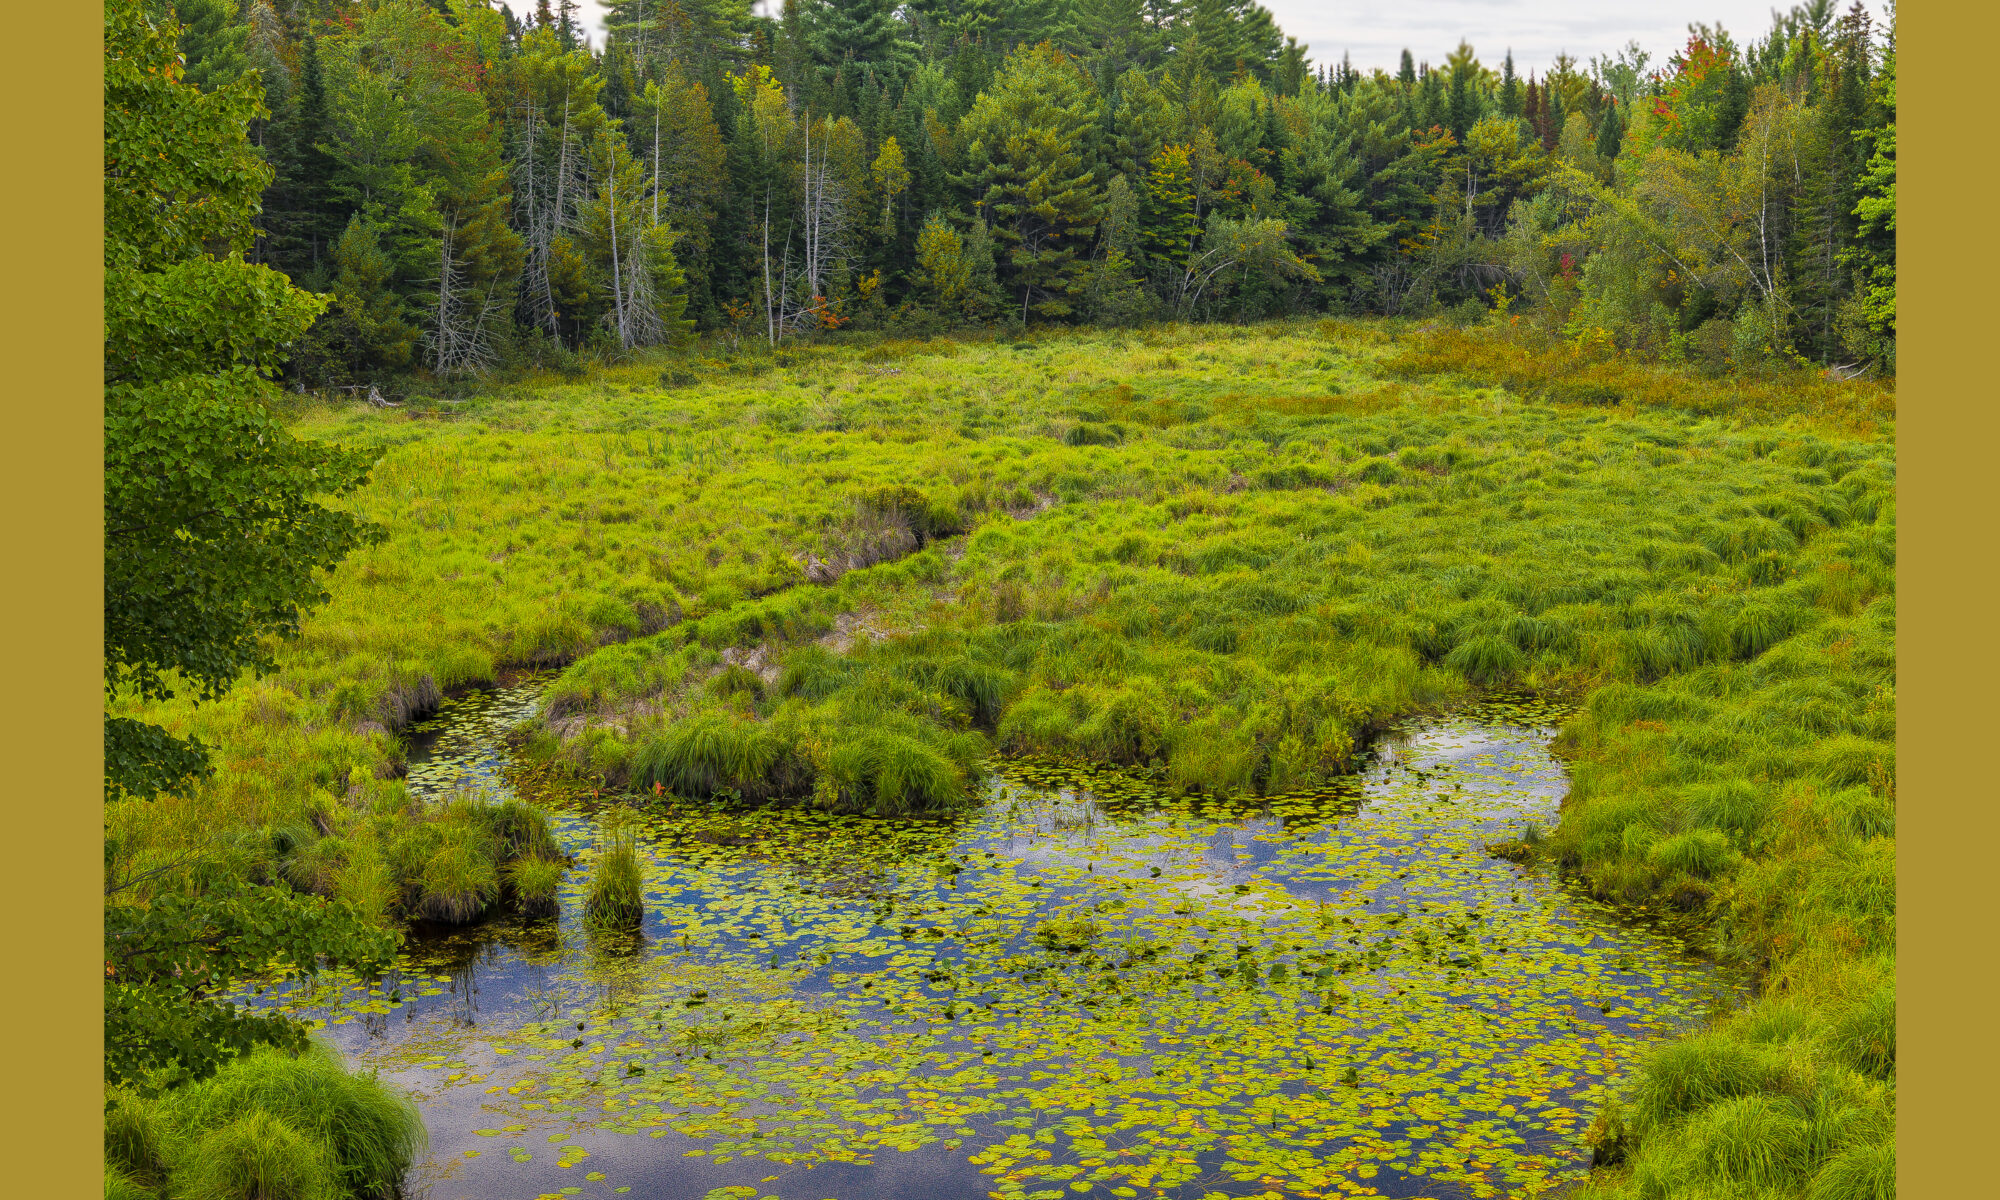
(1263, 0), (1892, 76)
(552, 0), (1893, 77)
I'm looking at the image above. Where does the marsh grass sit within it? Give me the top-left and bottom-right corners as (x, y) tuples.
(412, 823), (499, 923)
(175, 1111), (339, 1200)
(504, 855), (565, 918)
(107, 1043), (422, 1200)
(111, 319), (1895, 1200)
(585, 821), (645, 927)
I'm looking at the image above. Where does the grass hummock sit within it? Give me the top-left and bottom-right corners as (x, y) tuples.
(106, 1042), (422, 1200)
(585, 820), (645, 928)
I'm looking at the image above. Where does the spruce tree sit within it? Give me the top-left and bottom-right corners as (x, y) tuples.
(808, 0), (917, 96)
(263, 31), (342, 276)
(1594, 101), (1623, 162)
(956, 41), (1106, 320)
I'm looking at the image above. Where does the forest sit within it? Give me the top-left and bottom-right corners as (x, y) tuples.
(161, 0), (1894, 378)
(105, 4), (1897, 1200)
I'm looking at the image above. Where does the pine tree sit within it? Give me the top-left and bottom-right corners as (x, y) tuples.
(172, 0), (251, 92)
(1840, 21), (1894, 367)
(1594, 101), (1623, 163)
(956, 41), (1106, 320)
(808, 0), (918, 96)
(1445, 42), (1482, 140)
(263, 32), (343, 276)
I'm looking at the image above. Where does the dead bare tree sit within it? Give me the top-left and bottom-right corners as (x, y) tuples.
(515, 89), (581, 339)
(427, 214), (509, 376)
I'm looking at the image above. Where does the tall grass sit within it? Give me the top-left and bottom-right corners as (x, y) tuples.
(585, 819), (645, 927)
(106, 1042), (422, 1200)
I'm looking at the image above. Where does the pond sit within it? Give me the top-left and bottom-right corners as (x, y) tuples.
(260, 679), (1739, 1200)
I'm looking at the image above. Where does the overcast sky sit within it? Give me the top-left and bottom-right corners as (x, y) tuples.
(558, 1), (1893, 77)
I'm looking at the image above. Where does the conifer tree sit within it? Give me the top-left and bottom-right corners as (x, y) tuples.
(956, 41), (1106, 320)
(808, 0), (918, 95)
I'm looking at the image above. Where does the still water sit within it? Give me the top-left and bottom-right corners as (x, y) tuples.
(262, 681), (1737, 1200)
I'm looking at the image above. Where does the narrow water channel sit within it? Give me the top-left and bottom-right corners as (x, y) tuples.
(261, 680), (1739, 1200)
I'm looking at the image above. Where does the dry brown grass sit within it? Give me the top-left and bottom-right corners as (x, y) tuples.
(1383, 325), (1896, 431)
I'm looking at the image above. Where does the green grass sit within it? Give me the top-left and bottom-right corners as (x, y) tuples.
(584, 821), (645, 927)
(504, 854), (566, 918)
(109, 318), (1895, 1199)
(106, 1042), (422, 1200)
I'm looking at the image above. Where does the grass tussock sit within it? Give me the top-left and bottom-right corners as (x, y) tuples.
(585, 820), (645, 927)
(106, 1042), (422, 1200)
(504, 854), (566, 918)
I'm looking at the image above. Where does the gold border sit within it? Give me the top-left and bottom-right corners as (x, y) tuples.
(4, 0), (103, 1191)
(1899, 0), (1991, 1193)
(5, 1), (1963, 1194)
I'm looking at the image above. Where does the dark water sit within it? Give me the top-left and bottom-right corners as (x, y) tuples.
(257, 682), (1738, 1200)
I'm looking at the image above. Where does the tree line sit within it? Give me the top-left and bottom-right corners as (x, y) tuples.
(161, 0), (1896, 375)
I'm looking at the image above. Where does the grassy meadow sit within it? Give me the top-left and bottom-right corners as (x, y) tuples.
(112, 318), (1896, 1199)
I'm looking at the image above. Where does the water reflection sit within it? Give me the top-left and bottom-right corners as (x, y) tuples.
(255, 689), (1738, 1200)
